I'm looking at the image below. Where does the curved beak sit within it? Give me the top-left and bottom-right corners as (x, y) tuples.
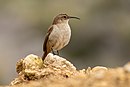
(69, 16), (80, 20)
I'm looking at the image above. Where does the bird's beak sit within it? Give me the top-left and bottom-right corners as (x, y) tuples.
(69, 16), (80, 20)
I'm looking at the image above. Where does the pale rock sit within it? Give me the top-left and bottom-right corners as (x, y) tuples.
(91, 66), (108, 79)
(44, 53), (76, 71)
(124, 62), (130, 72)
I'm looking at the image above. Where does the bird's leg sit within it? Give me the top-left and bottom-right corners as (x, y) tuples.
(51, 48), (60, 55)
(51, 48), (56, 55)
(57, 50), (59, 55)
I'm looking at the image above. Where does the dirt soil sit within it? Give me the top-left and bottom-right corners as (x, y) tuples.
(1, 53), (130, 87)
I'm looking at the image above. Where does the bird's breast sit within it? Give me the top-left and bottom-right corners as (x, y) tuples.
(49, 24), (71, 50)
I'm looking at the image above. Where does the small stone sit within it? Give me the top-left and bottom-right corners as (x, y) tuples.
(23, 54), (43, 70)
(91, 66), (108, 79)
(86, 67), (91, 75)
(124, 62), (130, 72)
(92, 66), (108, 72)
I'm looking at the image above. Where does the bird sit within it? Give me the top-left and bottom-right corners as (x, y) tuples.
(42, 13), (80, 60)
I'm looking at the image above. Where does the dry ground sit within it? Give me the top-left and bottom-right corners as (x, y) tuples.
(1, 54), (130, 87)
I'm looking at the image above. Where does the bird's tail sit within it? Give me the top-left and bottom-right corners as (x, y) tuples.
(42, 51), (48, 61)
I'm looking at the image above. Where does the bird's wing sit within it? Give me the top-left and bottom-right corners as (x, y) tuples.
(43, 26), (53, 51)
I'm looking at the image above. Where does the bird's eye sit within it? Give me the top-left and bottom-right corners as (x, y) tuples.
(63, 16), (67, 19)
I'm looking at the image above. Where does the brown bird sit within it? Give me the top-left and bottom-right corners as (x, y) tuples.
(42, 14), (80, 60)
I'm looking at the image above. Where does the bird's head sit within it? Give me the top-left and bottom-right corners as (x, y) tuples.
(52, 14), (80, 24)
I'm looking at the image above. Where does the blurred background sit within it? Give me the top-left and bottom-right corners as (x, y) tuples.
(0, 0), (130, 85)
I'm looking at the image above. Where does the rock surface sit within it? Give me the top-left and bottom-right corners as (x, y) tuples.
(11, 53), (77, 85)
(4, 54), (130, 87)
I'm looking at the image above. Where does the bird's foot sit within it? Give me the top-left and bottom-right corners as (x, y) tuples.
(52, 50), (59, 56)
